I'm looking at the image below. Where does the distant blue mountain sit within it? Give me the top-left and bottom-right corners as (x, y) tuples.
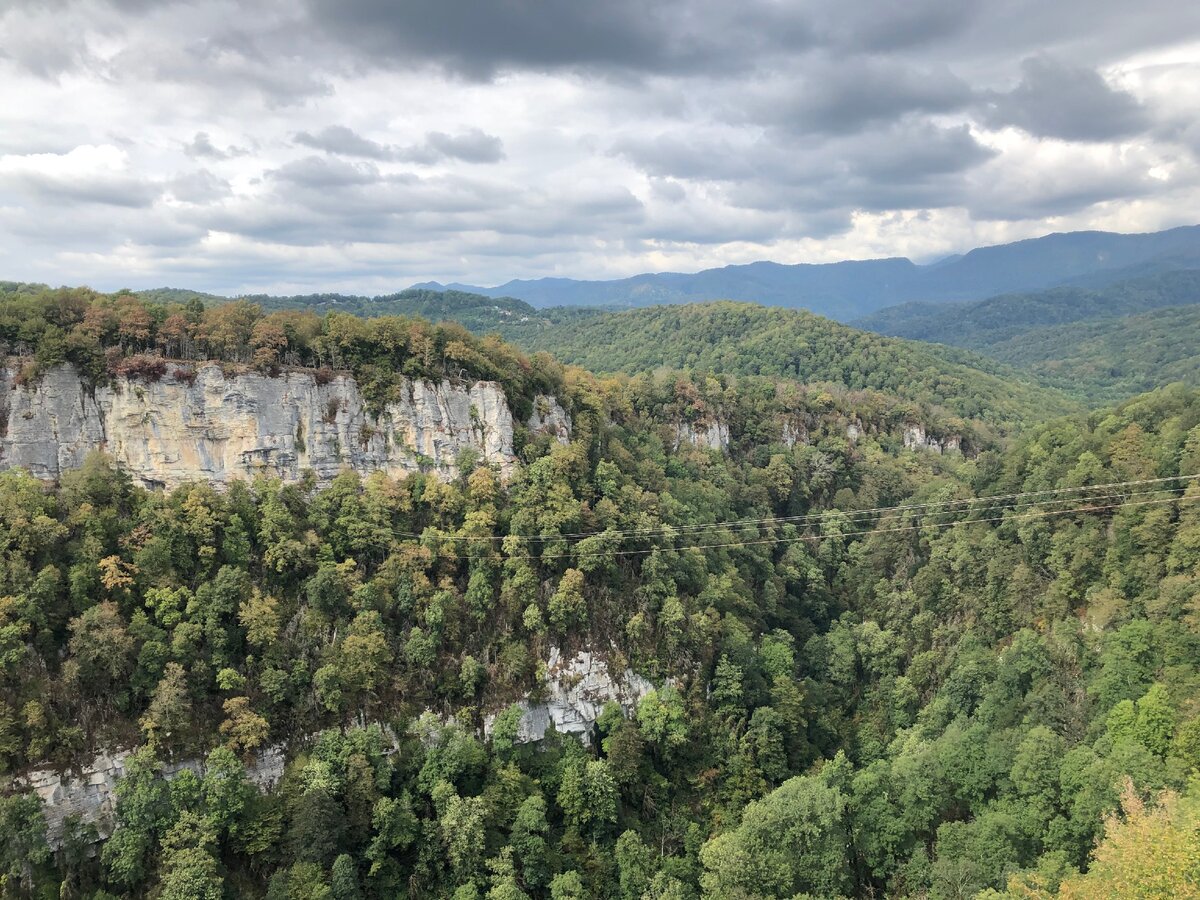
(414, 225), (1200, 320)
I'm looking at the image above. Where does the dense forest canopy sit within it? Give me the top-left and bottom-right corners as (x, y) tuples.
(856, 269), (1200, 344)
(854, 271), (1200, 404)
(516, 301), (1076, 428)
(961, 304), (1200, 405)
(2, 284), (1200, 898)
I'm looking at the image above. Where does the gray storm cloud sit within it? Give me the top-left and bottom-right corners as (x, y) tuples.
(0, 0), (1197, 293)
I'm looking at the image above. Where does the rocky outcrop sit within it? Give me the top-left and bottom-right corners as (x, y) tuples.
(778, 416), (967, 456)
(527, 395), (572, 444)
(673, 419), (730, 452)
(22, 646), (647, 848)
(0, 363), (537, 488)
(902, 423), (963, 455)
(782, 420), (809, 449)
(485, 647), (655, 744)
(13, 745), (285, 847)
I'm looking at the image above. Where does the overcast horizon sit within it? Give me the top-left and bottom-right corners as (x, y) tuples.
(2, 0), (1199, 296)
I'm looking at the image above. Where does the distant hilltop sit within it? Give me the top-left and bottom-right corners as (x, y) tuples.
(413, 224), (1200, 321)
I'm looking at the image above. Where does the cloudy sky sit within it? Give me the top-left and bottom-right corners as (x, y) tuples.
(1, 0), (1199, 295)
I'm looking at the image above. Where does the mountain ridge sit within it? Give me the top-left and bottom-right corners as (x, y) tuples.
(412, 224), (1200, 319)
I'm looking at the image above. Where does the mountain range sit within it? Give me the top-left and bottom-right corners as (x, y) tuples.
(413, 224), (1200, 320)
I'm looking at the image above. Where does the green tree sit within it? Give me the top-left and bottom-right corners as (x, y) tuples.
(700, 768), (851, 898)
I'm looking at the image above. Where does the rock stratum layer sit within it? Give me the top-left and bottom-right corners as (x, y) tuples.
(18, 646), (647, 848)
(0, 363), (570, 488)
(15, 746), (287, 847)
(484, 647), (656, 744)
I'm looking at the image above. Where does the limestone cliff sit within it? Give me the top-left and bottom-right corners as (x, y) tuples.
(20, 647), (648, 847)
(903, 422), (963, 454)
(484, 647), (656, 744)
(0, 363), (570, 488)
(527, 394), (573, 444)
(14, 746), (286, 847)
(673, 419), (731, 452)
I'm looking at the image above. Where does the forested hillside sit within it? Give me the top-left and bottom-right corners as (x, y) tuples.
(976, 305), (1200, 403)
(3, 286), (1200, 899)
(855, 272), (1200, 403)
(517, 301), (1076, 428)
(240, 290), (555, 337)
(855, 270), (1200, 346)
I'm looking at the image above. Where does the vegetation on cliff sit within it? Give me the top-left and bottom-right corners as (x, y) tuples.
(516, 301), (1077, 428)
(1, 360), (1198, 896)
(0, 283), (562, 418)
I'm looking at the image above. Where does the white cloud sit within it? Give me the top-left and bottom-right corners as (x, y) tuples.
(0, 0), (1196, 294)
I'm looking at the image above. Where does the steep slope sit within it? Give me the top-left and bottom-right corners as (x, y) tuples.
(0, 362), (568, 488)
(854, 271), (1200, 403)
(982, 304), (1200, 403)
(517, 301), (1077, 427)
(855, 270), (1200, 346)
(3, 375), (1199, 898)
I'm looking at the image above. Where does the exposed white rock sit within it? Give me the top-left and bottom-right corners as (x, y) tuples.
(0, 363), (524, 488)
(13, 744), (285, 847)
(903, 423), (934, 452)
(782, 420), (809, 448)
(527, 394), (572, 444)
(902, 423), (961, 454)
(484, 647), (655, 744)
(673, 419), (730, 452)
(846, 422), (862, 441)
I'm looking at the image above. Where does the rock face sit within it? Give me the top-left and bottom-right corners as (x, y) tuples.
(13, 745), (285, 847)
(0, 363), (551, 488)
(527, 395), (572, 444)
(22, 647), (646, 849)
(782, 420), (809, 448)
(485, 647), (656, 744)
(673, 419), (731, 452)
(902, 423), (962, 454)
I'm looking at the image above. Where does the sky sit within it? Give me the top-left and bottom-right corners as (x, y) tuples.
(1, 0), (1199, 296)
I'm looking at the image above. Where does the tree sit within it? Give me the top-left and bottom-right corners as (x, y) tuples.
(201, 746), (254, 842)
(548, 569), (586, 632)
(550, 871), (586, 900)
(511, 794), (550, 888)
(637, 686), (689, 755)
(366, 793), (418, 875)
(331, 853), (363, 900)
(219, 697), (270, 756)
(66, 600), (134, 690)
(616, 829), (654, 900)
(438, 788), (487, 886)
(1132, 683), (1175, 757)
(0, 792), (50, 892)
(700, 768), (851, 899)
(157, 812), (224, 900)
(141, 662), (192, 745)
(239, 590), (281, 650)
(1176, 717), (1200, 771)
(102, 747), (172, 889)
